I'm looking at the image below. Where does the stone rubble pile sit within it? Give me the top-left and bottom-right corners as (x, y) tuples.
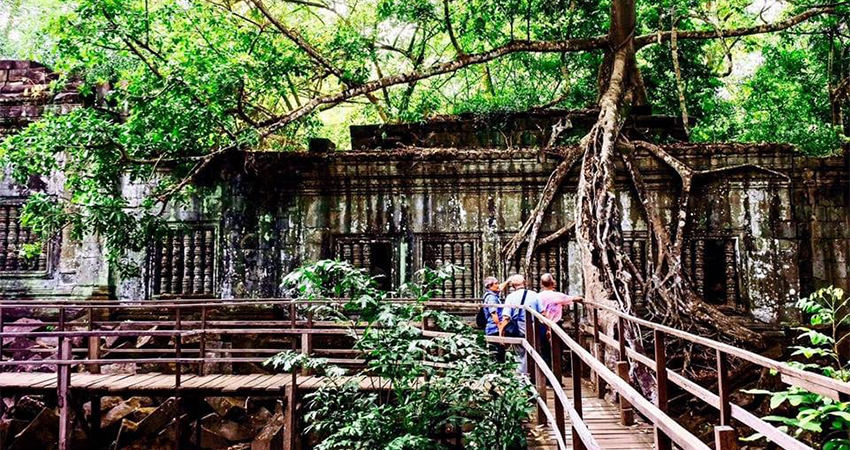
(0, 394), (287, 450)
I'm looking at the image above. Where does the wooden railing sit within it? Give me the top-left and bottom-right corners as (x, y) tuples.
(0, 298), (840, 450)
(576, 301), (849, 450)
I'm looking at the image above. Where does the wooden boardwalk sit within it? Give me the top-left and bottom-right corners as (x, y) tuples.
(526, 376), (655, 450)
(0, 372), (396, 395)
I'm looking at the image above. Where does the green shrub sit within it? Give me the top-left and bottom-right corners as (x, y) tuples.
(266, 260), (534, 450)
(744, 287), (850, 449)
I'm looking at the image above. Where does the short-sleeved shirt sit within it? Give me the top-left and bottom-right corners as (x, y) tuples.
(501, 289), (543, 336)
(539, 290), (579, 323)
(482, 291), (502, 335)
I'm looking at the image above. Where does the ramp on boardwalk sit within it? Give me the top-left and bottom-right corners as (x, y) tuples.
(525, 377), (654, 450)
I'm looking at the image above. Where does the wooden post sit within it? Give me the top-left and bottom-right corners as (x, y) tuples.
(532, 314), (546, 426)
(198, 306), (207, 376)
(616, 361), (634, 426)
(58, 338), (72, 450)
(302, 311), (314, 375)
(283, 380), (298, 450)
(57, 307), (71, 450)
(0, 306), (5, 365)
(90, 395), (101, 445)
(174, 307), (182, 450)
(615, 315), (634, 424)
(591, 307), (606, 397)
(714, 425), (737, 450)
(524, 308), (537, 384)
(617, 315), (626, 362)
(570, 332), (585, 450)
(87, 307), (100, 374)
(550, 331), (566, 443)
(654, 330), (671, 450)
(717, 349), (731, 426)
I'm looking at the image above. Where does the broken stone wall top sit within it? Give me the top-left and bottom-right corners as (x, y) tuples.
(348, 108), (691, 149)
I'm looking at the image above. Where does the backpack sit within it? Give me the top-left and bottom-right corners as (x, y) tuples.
(476, 292), (498, 329)
(502, 290), (528, 337)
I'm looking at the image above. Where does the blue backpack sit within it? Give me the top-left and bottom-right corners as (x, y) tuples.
(476, 292), (500, 329)
(502, 290), (528, 337)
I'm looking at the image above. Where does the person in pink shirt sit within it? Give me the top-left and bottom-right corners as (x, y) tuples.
(538, 273), (583, 369)
(538, 273), (582, 324)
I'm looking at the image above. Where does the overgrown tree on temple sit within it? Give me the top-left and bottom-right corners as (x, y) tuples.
(1, 0), (847, 352)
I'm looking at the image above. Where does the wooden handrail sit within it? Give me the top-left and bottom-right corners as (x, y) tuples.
(589, 310), (816, 450)
(584, 300), (850, 399)
(526, 307), (713, 450)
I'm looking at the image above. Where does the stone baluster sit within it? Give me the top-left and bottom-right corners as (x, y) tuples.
(633, 241), (644, 302)
(182, 232), (193, 294)
(724, 240), (738, 308)
(623, 240), (634, 292)
(37, 240), (47, 272)
(363, 243), (371, 270)
(160, 235), (171, 294)
(204, 230), (214, 294)
(19, 229), (29, 271)
(352, 244), (362, 267)
(7, 207), (18, 271)
(342, 244), (352, 264)
(694, 239), (705, 297)
(443, 243), (453, 297)
(463, 242), (473, 297)
(453, 243), (463, 296)
(172, 232), (182, 294)
(0, 206), (7, 271)
(193, 230), (203, 294)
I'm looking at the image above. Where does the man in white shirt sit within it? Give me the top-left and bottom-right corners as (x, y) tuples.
(499, 274), (544, 374)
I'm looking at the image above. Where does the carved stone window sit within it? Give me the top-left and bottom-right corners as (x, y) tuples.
(150, 226), (216, 297)
(505, 240), (568, 293)
(420, 235), (477, 298)
(334, 235), (395, 292)
(684, 236), (741, 308)
(0, 202), (48, 274)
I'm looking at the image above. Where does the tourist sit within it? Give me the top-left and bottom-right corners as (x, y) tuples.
(499, 274), (544, 374)
(538, 273), (583, 367)
(481, 276), (505, 363)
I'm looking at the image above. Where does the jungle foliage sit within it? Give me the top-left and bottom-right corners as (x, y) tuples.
(265, 260), (533, 450)
(0, 0), (847, 267)
(744, 287), (850, 450)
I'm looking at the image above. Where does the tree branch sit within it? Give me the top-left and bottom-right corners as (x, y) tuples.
(258, 35), (609, 133)
(635, 6), (835, 48)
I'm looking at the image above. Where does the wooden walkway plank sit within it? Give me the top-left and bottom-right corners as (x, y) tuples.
(527, 377), (655, 450)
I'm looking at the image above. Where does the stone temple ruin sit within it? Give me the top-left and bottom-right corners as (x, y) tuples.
(1, 60), (848, 327)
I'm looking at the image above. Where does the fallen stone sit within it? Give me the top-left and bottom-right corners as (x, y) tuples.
(251, 413), (285, 450)
(10, 395), (45, 420)
(195, 426), (232, 449)
(101, 397), (154, 429)
(133, 398), (176, 438)
(128, 406), (157, 423)
(157, 413), (189, 444)
(206, 397), (246, 421)
(226, 444), (251, 450)
(101, 362), (138, 374)
(247, 406), (273, 433)
(99, 396), (124, 412)
(200, 412), (254, 442)
(5, 318), (43, 333)
(9, 407), (58, 450)
(0, 418), (27, 449)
